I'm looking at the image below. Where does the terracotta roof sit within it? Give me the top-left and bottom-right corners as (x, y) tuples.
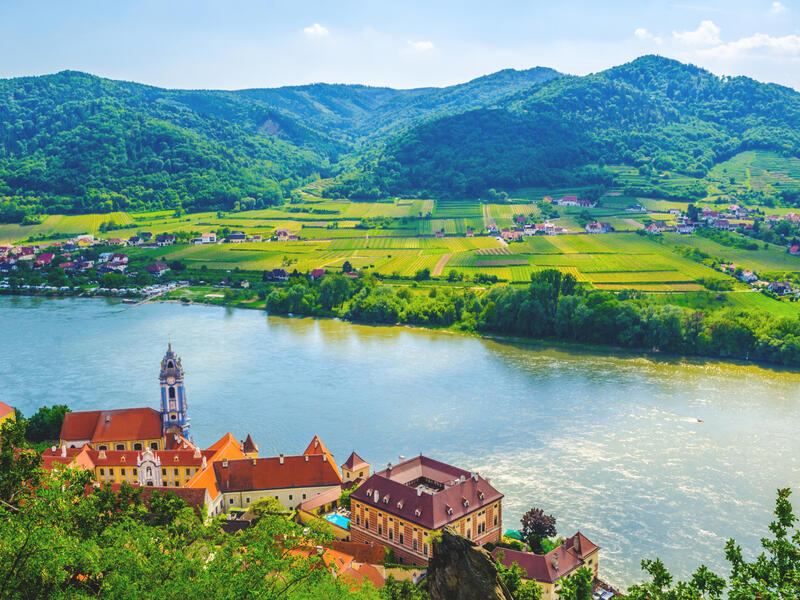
(185, 432), (246, 500)
(42, 445), (96, 472)
(341, 451), (369, 471)
(242, 434), (258, 453)
(350, 455), (503, 530)
(330, 541), (386, 565)
(303, 435), (338, 468)
(214, 454), (342, 494)
(0, 401), (14, 419)
(297, 484), (343, 512)
(60, 408), (162, 443)
(491, 532), (599, 584)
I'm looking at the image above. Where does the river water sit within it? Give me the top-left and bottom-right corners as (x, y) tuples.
(1, 296), (798, 587)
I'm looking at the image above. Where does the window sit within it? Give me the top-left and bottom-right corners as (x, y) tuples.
(174, 468), (179, 475)
(171, 414), (177, 420)
(162, 469), (167, 476)
(147, 467), (152, 476)
(229, 498), (234, 505)
(467, 530), (471, 539)
(588, 559), (593, 565)
(134, 443), (142, 450)
(99, 468), (105, 476)
(356, 516), (361, 525)
(493, 516), (498, 526)
(98, 445), (107, 450)
(120, 468), (125, 476)
(389, 530), (393, 540)
(169, 387), (176, 399)
(399, 533), (404, 545)
(378, 525), (383, 535)
(424, 544), (428, 556)
(150, 442), (158, 450)
(116, 444), (125, 450)
(246, 497), (250, 504)
(365, 521), (370, 530)
(302, 494), (306, 500)
(413, 540), (418, 551)
(289, 495), (293, 501)
(108, 468), (114, 475)
(358, 471), (363, 477)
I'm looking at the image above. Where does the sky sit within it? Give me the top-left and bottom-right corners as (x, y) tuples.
(0, 0), (799, 90)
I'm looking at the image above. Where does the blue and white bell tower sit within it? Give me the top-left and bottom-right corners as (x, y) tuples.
(159, 343), (190, 440)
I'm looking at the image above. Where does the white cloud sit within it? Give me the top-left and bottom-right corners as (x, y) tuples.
(700, 32), (800, 59)
(634, 28), (663, 44)
(302, 23), (329, 37)
(770, 2), (787, 14)
(407, 40), (435, 52)
(673, 20), (721, 45)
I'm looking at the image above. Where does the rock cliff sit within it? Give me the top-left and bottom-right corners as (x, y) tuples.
(427, 529), (514, 600)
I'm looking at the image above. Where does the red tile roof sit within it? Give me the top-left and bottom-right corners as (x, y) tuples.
(242, 434), (258, 454)
(491, 532), (599, 584)
(214, 454), (342, 493)
(350, 455), (503, 530)
(60, 408), (162, 443)
(0, 401), (14, 419)
(341, 451), (368, 471)
(303, 435), (337, 469)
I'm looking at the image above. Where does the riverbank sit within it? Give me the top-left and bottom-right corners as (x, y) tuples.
(5, 286), (800, 373)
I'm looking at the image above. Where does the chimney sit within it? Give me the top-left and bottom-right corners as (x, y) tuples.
(552, 554), (559, 571)
(202, 456), (207, 469)
(323, 453), (327, 462)
(193, 447), (201, 459)
(222, 458), (228, 468)
(574, 535), (581, 554)
(417, 487), (422, 497)
(387, 462), (392, 472)
(252, 458), (257, 466)
(398, 455), (405, 463)
(279, 454), (284, 465)
(60, 445), (67, 457)
(304, 455), (309, 462)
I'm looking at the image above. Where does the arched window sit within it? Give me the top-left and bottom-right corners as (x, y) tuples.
(171, 414), (177, 420)
(147, 467), (152, 476)
(150, 442), (158, 450)
(133, 443), (142, 450)
(167, 361), (174, 368)
(168, 387), (176, 399)
(98, 445), (107, 451)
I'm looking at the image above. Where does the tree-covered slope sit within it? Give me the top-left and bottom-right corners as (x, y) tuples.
(351, 55), (800, 198)
(0, 67), (562, 218)
(0, 71), (337, 216)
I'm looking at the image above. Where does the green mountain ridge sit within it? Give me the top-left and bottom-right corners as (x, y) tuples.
(349, 55), (800, 198)
(2, 56), (800, 219)
(0, 67), (561, 218)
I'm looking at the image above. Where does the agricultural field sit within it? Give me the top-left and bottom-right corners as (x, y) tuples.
(664, 232), (800, 273)
(707, 151), (800, 193)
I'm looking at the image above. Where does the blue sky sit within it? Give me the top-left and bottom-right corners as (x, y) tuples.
(1, 0), (798, 90)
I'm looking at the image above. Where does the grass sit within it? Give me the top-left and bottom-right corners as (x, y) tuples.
(664, 232), (800, 273)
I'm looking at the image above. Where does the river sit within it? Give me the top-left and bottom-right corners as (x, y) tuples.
(1, 296), (798, 587)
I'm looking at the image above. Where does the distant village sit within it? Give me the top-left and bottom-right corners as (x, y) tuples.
(2, 192), (800, 300)
(1, 345), (616, 598)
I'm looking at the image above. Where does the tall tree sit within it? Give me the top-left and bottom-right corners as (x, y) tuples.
(520, 507), (557, 554)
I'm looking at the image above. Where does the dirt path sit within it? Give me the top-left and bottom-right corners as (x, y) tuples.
(432, 253), (454, 276)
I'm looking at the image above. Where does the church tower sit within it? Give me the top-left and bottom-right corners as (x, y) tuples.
(159, 343), (190, 440)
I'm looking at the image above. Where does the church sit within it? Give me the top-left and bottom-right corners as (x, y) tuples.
(60, 343), (192, 450)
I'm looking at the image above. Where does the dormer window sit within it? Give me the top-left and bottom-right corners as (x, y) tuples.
(463, 499), (469, 508)
(397, 500), (404, 509)
(478, 491), (485, 500)
(414, 509), (421, 517)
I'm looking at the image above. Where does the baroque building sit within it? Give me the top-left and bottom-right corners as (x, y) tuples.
(60, 344), (192, 450)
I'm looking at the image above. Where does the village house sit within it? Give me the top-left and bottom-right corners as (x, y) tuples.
(556, 195), (594, 208)
(0, 401), (15, 427)
(34, 252), (54, 268)
(310, 268), (326, 280)
(740, 270), (758, 284)
(789, 245), (800, 256)
(715, 219), (733, 231)
(645, 223), (662, 235)
(201, 232), (217, 244)
(769, 281), (793, 296)
(227, 231), (247, 243)
(465, 229), (475, 237)
(349, 455), (503, 566)
(677, 223), (696, 234)
(155, 233), (176, 247)
(213, 435), (342, 512)
(127, 236), (142, 246)
(341, 451), (370, 483)
(274, 229), (290, 240)
(246, 234), (262, 243)
(146, 261), (171, 277)
(585, 222), (613, 234)
(491, 533), (600, 600)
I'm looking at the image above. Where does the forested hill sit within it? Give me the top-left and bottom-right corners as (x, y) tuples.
(0, 67), (560, 218)
(347, 55), (800, 198)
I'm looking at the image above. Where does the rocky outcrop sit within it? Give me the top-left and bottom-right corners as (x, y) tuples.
(428, 529), (514, 600)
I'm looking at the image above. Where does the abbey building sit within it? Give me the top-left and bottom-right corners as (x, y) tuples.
(60, 343), (192, 450)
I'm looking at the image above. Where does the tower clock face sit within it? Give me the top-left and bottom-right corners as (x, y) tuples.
(167, 376), (175, 385)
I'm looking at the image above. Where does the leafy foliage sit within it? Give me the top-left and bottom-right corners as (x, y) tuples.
(520, 507), (558, 554)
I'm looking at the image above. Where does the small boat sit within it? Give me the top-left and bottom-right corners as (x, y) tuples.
(697, 418), (703, 423)
(122, 299), (137, 304)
